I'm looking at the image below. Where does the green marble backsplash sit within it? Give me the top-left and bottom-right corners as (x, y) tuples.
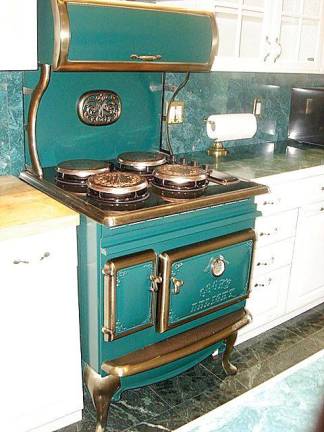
(2, 70), (324, 175)
(164, 72), (324, 154)
(0, 72), (24, 175)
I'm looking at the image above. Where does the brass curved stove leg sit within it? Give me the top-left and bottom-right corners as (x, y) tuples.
(222, 331), (238, 375)
(84, 365), (121, 432)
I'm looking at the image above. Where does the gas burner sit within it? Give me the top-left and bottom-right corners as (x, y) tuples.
(87, 171), (149, 204)
(56, 159), (112, 190)
(151, 164), (209, 200)
(116, 151), (167, 175)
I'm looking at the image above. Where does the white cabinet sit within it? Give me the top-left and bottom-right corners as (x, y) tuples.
(238, 167), (324, 344)
(0, 227), (83, 432)
(287, 201), (324, 312)
(0, 0), (37, 70)
(271, 0), (324, 72)
(247, 266), (291, 333)
(211, 0), (271, 71)
(211, 0), (324, 72)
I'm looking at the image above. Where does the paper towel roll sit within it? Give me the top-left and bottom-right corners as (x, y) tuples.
(206, 113), (257, 141)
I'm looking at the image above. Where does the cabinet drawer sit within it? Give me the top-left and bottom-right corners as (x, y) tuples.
(255, 190), (285, 215)
(298, 200), (324, 217)
(157, 230), (255, 333)
(0, 227), (77, 267)
(255, 209), (298, 246)
(246, 266), (291, 331)
(256, 174), (324, 215)
(298, 175), (324, 205)
(253, 238), (295, 276)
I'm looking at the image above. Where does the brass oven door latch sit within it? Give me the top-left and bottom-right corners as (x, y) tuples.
(150, 275), (162, 322)
(210, 256), (226, 277)
(171, 277), (184, 295)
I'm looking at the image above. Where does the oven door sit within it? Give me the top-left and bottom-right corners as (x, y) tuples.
(102, 250), (158, 341)
(157, 229), (255, 333)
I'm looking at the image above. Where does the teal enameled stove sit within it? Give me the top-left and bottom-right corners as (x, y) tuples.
(20, 1), (268, 431)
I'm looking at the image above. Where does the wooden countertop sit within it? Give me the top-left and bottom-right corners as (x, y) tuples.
(0, 176), (79, 239)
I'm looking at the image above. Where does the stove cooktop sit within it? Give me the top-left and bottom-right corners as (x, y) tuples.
(20, 162), (268, 227)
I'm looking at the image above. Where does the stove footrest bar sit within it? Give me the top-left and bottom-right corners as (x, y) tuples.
(101, 308), (252, 378)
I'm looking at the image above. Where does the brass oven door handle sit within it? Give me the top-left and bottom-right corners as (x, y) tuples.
(130, 54), (162, 62)
(171, 277), (184, 295)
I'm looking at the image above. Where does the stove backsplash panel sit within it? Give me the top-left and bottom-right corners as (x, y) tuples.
(23, 70), (163, 168)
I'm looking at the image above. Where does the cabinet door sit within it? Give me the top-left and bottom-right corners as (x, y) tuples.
(270, 0), (324, 71)
(287, 201), (324, 312)
(240, 266), (290, 338)
(0, 0), (37, 70)
(0, 228), (82, 432)
(211, 0), (272, 71)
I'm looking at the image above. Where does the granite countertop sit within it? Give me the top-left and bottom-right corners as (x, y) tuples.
(183, 140), (324, 180)
(0, 176), (79, 240)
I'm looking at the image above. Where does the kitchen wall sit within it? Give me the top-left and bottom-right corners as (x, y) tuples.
(164, 72), (324, 154)
(0, 72), (24, 175)
(2, 70), (324, 175)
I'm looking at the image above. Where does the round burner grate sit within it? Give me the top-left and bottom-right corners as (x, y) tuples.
(87, 171), (149, 203)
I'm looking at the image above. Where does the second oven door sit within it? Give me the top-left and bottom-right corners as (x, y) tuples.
(102, 250), (157, 341)
(157, 230), (255, 333)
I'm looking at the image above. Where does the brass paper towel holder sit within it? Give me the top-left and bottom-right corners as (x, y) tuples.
(205, 118), (229, 157)
(207, 140), (229, 157)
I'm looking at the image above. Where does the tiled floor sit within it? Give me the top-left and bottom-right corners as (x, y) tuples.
(60, 303), (324, 432)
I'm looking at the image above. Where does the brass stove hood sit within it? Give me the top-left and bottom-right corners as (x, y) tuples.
(38, 0), (217, 72)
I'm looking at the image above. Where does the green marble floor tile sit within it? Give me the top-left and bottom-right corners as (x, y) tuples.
(283, 308), (324, 338)
(263, 338), (321, 377)
(200, 348), (258, 380)
(236, 324), (303, 363)
(83, 384), (170, 432)
(309, 328), (324, 349)
(149, 364), (222, 408)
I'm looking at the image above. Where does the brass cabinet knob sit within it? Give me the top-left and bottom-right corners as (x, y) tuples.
(171, 277), (184, 295)
(211, 257), (226, 277)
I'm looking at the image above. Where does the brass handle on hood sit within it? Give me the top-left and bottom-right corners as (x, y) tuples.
(130, 54), (162, 62)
